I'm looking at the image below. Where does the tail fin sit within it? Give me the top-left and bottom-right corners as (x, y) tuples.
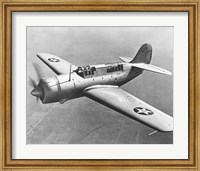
(131, 43), (152, 64)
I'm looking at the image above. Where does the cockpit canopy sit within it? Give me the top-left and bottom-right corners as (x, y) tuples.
(76, 65), (96, 78)
(75, 63), (123, 78)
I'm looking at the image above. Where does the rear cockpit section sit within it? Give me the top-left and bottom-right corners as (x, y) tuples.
(75, 66), (96, 79)
(106, 64), (123, 73)
(74, 63), (123, 79)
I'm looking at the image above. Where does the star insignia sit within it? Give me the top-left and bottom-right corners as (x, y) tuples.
(48, 58), (60, 62)
(134, 107), (154, 115)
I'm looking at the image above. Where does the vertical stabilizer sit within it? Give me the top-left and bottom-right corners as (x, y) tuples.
(131, 43), (152, 64)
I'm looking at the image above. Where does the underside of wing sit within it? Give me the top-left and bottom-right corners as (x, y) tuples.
(84, 86), (173, 132)
(37, 53), (77, 75)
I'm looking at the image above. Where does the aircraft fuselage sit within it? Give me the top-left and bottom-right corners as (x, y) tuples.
(39, 62), (142, 104)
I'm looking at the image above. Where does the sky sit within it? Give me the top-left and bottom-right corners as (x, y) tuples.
(26, 27), (173, 144)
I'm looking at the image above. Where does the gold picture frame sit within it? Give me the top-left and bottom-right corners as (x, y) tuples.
(0, 0), (199, 170)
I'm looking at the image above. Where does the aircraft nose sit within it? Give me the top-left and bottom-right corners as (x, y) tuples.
(31, 87), (44, 98)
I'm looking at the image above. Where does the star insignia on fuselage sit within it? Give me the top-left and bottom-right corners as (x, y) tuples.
(133, 107), (154, 115)
(48, 58), (60, 62)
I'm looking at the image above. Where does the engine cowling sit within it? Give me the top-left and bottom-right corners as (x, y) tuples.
(36, 75), (75, 104)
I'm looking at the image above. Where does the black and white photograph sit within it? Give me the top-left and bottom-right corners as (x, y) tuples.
(26, 27), (173, 144)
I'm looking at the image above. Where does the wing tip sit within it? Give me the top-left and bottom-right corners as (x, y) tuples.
(37, 53), (49, 58)
(163, 70), (172, 76)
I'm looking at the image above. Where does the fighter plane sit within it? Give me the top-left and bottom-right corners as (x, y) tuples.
(30, 43), (173, 135)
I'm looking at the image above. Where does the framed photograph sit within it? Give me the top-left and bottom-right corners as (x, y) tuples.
(0, 0), (199, 170)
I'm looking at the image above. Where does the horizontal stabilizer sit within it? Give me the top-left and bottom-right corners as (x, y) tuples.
(127, 63), (172, 75)
(119, 56), (132, 63)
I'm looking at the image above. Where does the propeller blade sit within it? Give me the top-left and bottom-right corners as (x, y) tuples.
(29, 77), (37, 88)
(36, 96), (39, 103)
(32, 62), (43, 81)
(30, 62), (44, 103)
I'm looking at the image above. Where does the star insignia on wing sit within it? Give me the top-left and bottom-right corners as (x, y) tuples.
(48, 58), (60, 62)
(134, 107), (154, 115)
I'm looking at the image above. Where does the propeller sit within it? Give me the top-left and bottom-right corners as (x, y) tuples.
(29, 62), (44, 102)
(32, 62), (43, 81)
(29, 77), (37, 88)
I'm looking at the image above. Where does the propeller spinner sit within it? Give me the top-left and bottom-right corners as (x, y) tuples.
(31, 87), (44, 98)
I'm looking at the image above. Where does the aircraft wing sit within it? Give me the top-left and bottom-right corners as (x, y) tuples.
(37, 53), (77, 75)
(84, 86), (173, 132)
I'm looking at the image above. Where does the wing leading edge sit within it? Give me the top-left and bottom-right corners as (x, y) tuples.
(84, 86), (173, 132)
